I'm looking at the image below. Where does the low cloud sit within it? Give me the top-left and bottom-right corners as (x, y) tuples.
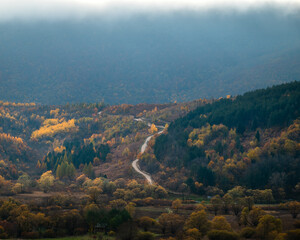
(0, 0), (300, 22)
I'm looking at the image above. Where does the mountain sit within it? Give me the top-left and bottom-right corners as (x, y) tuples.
(0, 11), (300, 104)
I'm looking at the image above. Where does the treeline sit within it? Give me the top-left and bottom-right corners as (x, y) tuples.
(169, 81), (300, 134)
(0, 198), (131, 239)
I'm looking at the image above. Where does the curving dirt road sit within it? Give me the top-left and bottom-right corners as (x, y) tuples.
(132, 120), (164, 185)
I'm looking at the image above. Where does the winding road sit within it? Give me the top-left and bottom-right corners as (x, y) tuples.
(132, 119), (164, 185)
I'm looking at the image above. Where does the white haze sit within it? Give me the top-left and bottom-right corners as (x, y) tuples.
(1, 0), (300, 22)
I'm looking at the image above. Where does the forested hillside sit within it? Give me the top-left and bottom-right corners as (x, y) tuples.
(154, 81), (300, 197)
(0, 82), (299, 239)
(1, 12), (300, 104)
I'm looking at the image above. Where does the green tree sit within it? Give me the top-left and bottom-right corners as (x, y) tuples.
(38, 171), (55, 193)
(17, 174), (31, 192)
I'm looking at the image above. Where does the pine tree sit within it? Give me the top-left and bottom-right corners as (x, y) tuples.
(255, 130), (260, 143)
(56, 164), (62, 179)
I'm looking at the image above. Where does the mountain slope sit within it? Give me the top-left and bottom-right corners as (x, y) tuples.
(153, 81), (300, 196)
(0, 12), (300, 104)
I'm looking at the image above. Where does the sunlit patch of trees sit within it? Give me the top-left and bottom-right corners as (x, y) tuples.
(31, 118), (78, 140)
(0, 101), (36, 107)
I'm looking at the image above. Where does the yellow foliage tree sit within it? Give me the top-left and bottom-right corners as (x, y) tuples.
(149, 124), (158, 134)
(31, 119), (78, 140)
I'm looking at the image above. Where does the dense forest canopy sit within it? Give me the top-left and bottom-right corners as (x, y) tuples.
(154, 81), (300, 196)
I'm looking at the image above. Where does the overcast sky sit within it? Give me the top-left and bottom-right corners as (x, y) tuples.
(1, 0), (300, 22)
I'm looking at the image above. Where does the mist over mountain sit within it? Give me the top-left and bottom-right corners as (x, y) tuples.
(0, 6), (300, 104)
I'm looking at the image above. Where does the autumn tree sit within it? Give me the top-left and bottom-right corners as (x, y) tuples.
(125, 202), (136, 217)
(185, 228), (202, 240)
(207, 230), (239, 240)
(284, 201), (300, 219)
(210, 195), (222, 215)
(222, 194), (233, 214)
(88, 186), (103, 204)
(244, 196), (254, 211)
(231, 198), (245, 217)
(185, 210), (211, 236)
(149, 124), (158, 134)
(38, 171), (55, 193)
(256, 215), (282, 240)
(240, 207), (265, 227)
(139, 216), (156, 231)
(158, 213), (184, 234)
(109, 199), (127, 210)
(154, 185), (168, 198)
(172, 199), (182, 213)
(211, 216), (232, 231)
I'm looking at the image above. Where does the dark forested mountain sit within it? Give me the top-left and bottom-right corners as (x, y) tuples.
(154, 81), (300, 196)
(0, 11), (300, 104)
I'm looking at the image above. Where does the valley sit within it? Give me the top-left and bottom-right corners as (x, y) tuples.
(0, 82), (299, 239)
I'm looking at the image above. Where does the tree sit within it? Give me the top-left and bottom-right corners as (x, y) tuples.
(125, 202), (136, 217)
(244, 196), (254, 211)
(84, 203), (101, 233)
(149, 124), (158, 134)
(139, 216), (156, 231)
(83, 162), (95, 179)
(109, 199), (127, 210)
(211, 216), (232, 231)
(284, 201), (300, 219)
(38, 171), (55, 193)
(158, 213), (169, 234)
(207, 230), (239, 240)
(185, 228), (202, 240)
(154, 185), (168, 199)
(172, 199), (182, 213)
(12, 183), (22, 194)
(240, 207), (265, 227)
(60, 209), (83, 235)
(185, 210), (211, 235)
(158, 213), (184, 235)
(88, 186), (103, 204)
(256, 215), (282, 240)
(256, 130), (261, 143)
(222, 194), (233, 214)
(231, 198), (245, 217)
(227, 186), (246, 199)
(210, 195), (222, 215)
(17, 174), (31, 192)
